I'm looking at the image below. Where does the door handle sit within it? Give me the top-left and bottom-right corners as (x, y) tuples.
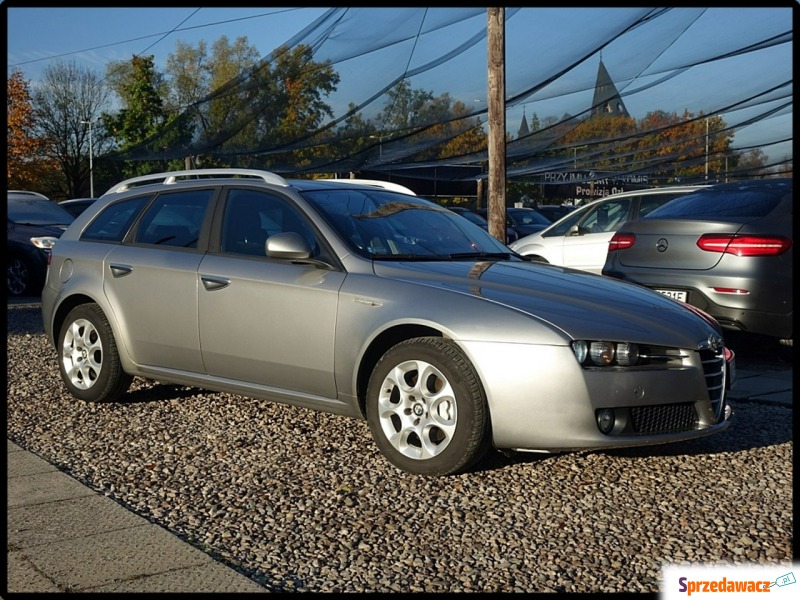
(201, 275), (230, 291)
(109, 264), (133, 278)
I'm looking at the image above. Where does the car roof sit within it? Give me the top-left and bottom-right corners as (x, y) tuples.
(309, 178), (416, 195)
(7, 190), (51, 201)
(58, 197), (97, 207)
(101, 169), (418, 198)
(699, 177), (792, 193)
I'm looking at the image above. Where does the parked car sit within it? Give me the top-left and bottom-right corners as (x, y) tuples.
(41, 168), (734, 476)
(476, 206), (551, 238)
(446, 206), (518, 245)
(7, 190), (75, 296)
(509, 186), (706, 274)
(603, 178), (792, 344)
(534, 204), (577, 222)
(58, 197), (98, 218)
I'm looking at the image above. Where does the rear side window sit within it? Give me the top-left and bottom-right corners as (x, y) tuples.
(81, 196), (150, 243)
(638, 193), (686, 218)
(135, 190), (213, 248)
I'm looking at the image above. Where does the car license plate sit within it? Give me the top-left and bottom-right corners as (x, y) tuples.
(656, 289), (687, 302)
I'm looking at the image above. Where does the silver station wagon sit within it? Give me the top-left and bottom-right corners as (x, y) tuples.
(41, 169), (735, 475)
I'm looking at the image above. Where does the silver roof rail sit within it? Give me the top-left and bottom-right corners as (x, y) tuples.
(316, 178), (416, 196)
(103, 169), (290, 195)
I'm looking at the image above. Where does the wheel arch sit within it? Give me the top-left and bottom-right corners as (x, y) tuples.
(355, 324), (442, 418)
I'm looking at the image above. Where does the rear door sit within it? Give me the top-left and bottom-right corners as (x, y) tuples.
(102, 189), (215, 372)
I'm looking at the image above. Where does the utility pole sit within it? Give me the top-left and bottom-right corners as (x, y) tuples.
(487, 7), (506, 244)
(81, 119), (94, 197)
(705, 117), (709, 181)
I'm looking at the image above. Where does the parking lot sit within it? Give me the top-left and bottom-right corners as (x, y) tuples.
(6, 301), (793, 592)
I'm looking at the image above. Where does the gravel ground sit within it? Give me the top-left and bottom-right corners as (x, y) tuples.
(6, 304), (793, 593)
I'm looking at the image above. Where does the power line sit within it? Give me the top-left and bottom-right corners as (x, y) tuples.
(8, 8), (303, 70)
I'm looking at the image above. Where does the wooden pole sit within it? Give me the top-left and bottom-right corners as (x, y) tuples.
(487, 7), (506, 243)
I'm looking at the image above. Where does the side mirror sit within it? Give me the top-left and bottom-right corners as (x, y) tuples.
(567, 224), (583, 237)
(266, 231), (312, 259)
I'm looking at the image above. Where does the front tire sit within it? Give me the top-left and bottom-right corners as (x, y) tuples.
(57, 303), (133, 402)
(366, 337), (490, 476)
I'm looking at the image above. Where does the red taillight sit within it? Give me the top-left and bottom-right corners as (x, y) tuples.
(608, 232), (635, 252)
(696, 234), (792, 257)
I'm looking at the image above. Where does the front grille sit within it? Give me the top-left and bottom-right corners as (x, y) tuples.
(700, 348), (727, 422)
(630, 402), (698, 434)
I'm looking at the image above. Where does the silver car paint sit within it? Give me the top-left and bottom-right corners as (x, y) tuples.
(41, 178), (732, 455)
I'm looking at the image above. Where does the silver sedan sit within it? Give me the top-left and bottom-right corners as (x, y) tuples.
(41, 169), (735, 475)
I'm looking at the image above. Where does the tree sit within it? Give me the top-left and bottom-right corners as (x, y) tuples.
(30, 60), (112, 199)
(102, 55), (178, 177)
(7, 69), (54, 190)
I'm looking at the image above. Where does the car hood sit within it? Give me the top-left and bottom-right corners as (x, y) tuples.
(373, 259), (721, 346)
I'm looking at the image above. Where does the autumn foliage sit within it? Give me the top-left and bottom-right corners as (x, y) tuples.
(7, 69), (54, 189)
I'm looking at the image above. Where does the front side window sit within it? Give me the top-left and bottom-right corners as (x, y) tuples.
(135, 190), (213, 248)
(581, 199), (629, 233)
(221, 189), (318, 257)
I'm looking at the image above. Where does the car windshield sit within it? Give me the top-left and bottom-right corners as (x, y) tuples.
(303, 190), (512, 260)
(8, 198), (75, 226)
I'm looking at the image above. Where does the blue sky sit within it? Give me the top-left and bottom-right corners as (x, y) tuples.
(5, 6), (793, 166)
(6, 7), (329, 81)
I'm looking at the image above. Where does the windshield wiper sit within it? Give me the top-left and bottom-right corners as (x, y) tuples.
(448, 252), (511, 260)
(370, 253), (445, 261)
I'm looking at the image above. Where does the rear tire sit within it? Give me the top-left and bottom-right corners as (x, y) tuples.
(366, 337), (490, 476)
(8, 255), (34, 296)
(57, 303), (133, 402)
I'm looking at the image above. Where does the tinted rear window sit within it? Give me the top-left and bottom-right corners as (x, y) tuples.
(645, 186), (787, 219)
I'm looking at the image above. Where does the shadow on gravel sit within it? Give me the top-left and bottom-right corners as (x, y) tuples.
(119, 382), (206, 404)
(6, 305), (45, 335)
(601, 401), (792, 458)
(475, 398), (792, 474)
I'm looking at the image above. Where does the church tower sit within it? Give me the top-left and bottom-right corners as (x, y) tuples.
(517, 107), (530, 138)
(591, 58), (628, 117)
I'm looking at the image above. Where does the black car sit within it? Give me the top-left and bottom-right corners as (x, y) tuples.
(58, 197), (98, 218)
(602, 178), (792, 343)
(7, 191), (75, 296)
(534, 204), (576, 222)
(476, 207), (551, 238)
(446, 206), (518, 245)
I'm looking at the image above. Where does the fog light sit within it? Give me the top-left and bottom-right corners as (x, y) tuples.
(616, 343), (639, 366)
(590, 341), (615, 365)
(597, 409), (615, 434)
(724, 404), (733, 420)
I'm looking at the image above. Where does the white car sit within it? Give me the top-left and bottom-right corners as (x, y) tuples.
(509, 186), (706, 274)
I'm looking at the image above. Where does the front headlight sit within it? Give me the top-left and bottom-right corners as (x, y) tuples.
(31, 236), (59, 250)
(572, 340), (640, 367)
